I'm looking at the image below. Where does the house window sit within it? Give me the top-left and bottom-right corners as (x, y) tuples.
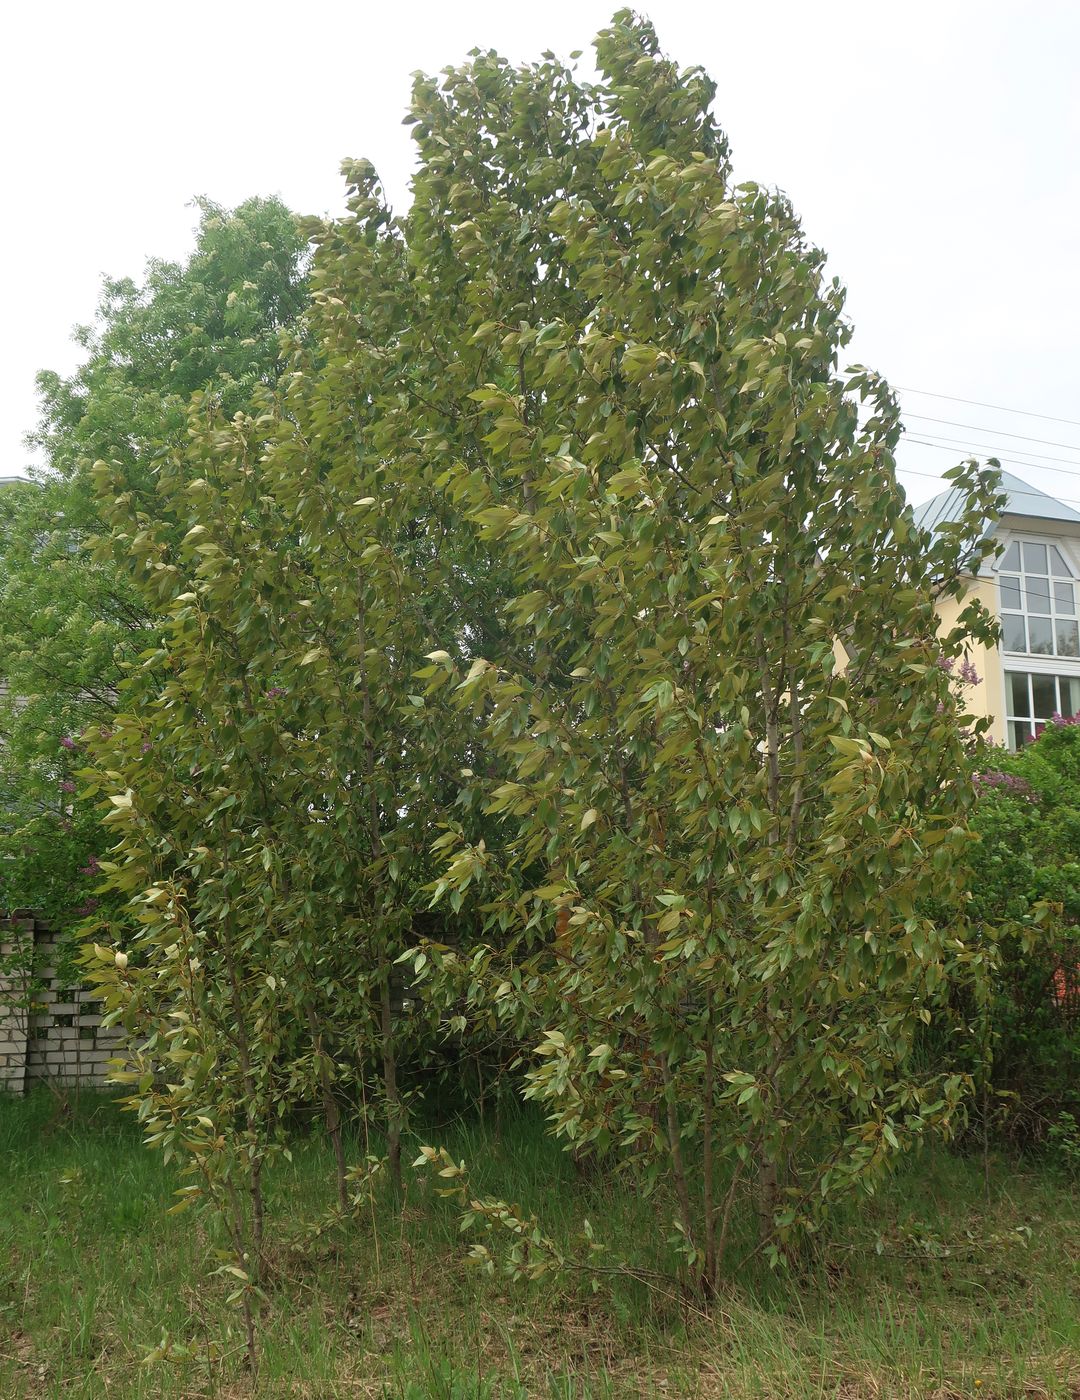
(998, 540), (1078, 658)
(1005, 671), (1080, 749)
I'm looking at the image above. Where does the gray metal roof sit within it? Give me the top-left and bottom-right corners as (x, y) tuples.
(912, 470), (1080, 538)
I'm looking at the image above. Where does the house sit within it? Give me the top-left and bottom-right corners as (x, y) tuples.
(914, 471), (1080, 749)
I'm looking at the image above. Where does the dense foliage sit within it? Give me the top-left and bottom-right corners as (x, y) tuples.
(0, 199), (308, 933)
(965, 723), (1080, 1137)
(383, 16), (1002, 1287)
(9, 12), (1012, 1355)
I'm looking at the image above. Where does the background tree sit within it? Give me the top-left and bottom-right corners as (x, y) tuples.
(0, 197), (308, 927)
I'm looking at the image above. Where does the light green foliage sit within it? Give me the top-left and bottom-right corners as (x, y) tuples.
(30, 195), (309, 486)
(0, 198), (308, 936)
(79, 178), (481, 1343)
(0, 474), (125, 930)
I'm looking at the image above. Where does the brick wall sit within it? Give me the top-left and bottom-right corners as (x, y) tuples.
(0, 919), (124, 1090)
(0, 921), (33, 1092)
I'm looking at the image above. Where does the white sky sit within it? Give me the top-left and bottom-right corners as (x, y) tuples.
(4, 0), (1079, 509)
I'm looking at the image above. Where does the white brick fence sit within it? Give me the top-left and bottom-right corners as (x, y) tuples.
(0, 918), (123, 1091)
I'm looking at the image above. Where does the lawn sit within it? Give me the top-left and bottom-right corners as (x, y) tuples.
(0, 1088), (1078, 1398)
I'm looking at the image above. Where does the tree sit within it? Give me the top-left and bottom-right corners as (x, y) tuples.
(80, 179), (481, 1359)
(392, 12), (1004, 1289)
(81, 11), (1005, 1321)
(0, 198), (309, 928)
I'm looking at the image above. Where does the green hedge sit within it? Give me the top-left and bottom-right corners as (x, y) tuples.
(966, 722), (1080, 1139)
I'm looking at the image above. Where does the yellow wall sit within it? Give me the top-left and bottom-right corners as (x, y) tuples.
(936, 575), (1006, 746)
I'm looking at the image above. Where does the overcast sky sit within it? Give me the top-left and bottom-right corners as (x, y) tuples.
(4, 1), (1079, 508)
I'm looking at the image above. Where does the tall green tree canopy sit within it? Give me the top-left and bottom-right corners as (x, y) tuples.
(380, 11), (1005, 1282)
(83, 12), (1004, 1307)
(30, 194), (308, 489)
(0, 196), (308, 923)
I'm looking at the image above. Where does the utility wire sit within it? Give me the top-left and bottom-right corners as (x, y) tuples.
(867, 383), (1080, 508)
(899, 472), (1080, 513)
(904, 414), (1080, 454)
(897, 386), (1080, 432)
(904, 438), (1080, 480)
(900, 442), (1080, 508)
(906, 431), (1080, 473)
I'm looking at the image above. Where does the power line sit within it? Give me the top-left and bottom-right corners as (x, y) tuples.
(904, 437), (1080, 481)
(897, 386), (1080, 432)
(900, 442), (1080, 508)
(899, 470), (1080, 513)
(894, 460), (973, 483)
(906, 431), (1080, 473)
(904, 413), (1080, 454)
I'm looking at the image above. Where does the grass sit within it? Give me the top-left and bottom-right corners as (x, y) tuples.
(0, 1088), (1078, 1398)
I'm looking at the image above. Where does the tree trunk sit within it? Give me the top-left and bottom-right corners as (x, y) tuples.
(381, 968), (402, 1194)
(306, 1004), (348, 1213)
(660, 1054), (695, 1257)
(757, 1155), (778, 1243)
(702, 1035), (717, 1296)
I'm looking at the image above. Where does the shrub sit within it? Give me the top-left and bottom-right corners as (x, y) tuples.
(965, 722), (1080, 1138)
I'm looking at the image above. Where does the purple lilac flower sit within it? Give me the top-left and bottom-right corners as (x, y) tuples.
(958, 658), (981, 686)
(973, 770), (1036, 800)
(60, 735), (76, 750)
(60, 780), (76, 793)
(265, 686), (287, 699)
(937, 655), (981, 686)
